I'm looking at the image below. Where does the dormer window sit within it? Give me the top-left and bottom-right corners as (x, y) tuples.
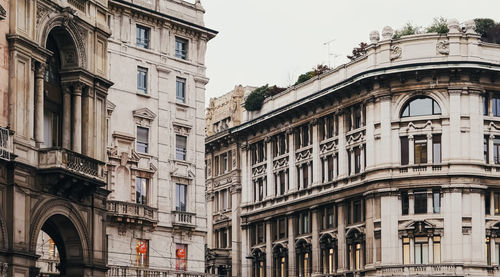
(401, 96), (441, 118)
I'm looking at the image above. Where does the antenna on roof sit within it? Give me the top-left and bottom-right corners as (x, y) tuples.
(323, 39), (336, 67)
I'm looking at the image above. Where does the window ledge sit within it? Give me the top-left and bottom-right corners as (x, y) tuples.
(136, 92), (151, 98)
(174, 101), (190, 108)
(170, 55), (195, 65)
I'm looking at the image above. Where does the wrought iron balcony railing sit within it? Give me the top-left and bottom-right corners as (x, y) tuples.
(38, 148), (105, 181)
(172, 210), (196, 228)
(107, 200), (158, 226)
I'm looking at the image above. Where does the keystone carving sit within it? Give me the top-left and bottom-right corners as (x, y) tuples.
(390, 45), (402, 60)
(436, 40), (450, 55)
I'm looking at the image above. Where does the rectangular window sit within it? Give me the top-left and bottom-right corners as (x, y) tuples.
(485, 136), (490, 163)
(432, 135), (441, 163)
(401, 190), (409, 215)
(176, 77), (186, 103)
(176, 135), (187, 160)
(414, 236), (429, 264)
(301, 212), (310, 234)
(221, 229), (228, 248)
(403, 237), (410, 265)
(136, 177), (148, 204)
(486, 191), (491, 215)
(176, 184), (186, 211)
(433, 236), (441, 264)
(222, 153), (228, 173)
(137, 126), (149, 153)
(221, 189), (228, 211)
(175, 244), (187, 271)
(401, 136), (409, 165)
(484, 95), (489, 116)
(279, 171), (285, 195)
(494, 137), (500, 164)
(257, 222), (264, 244)
(137, 66), (148, 94)
(136, 25), (149, 48)
(495, 192), (500, 215)
(175, 37), (188, 59)
(354, 147), (361, 174)
(136, 239), (149, 267)
(433, 189), (440, 213)
(327, 155), (334, 181)
(353, 200), (362, 223)
(493, 97), (500, 117)
(214, 156), (219, 176)
(414, 136), (427, 164)
(278, 218), (286, 239)
(414, 190), (427, 214)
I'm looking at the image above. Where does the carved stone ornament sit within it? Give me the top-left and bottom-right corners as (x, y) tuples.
(436, 40), (450, 55)
(36, 2), (51, 25)
(382, 26), (394, 40)
(390, 45), (402, 60)
(369, 30), (380, 44)
(464, 20), (477, 35)
(447, 18), (460, 34)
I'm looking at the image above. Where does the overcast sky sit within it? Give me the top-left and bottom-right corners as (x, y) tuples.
(202, 0), (500, 102)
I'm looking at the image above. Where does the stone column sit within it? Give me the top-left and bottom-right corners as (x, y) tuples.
(360, 145), (365, 172)
(409, 192), (415, 215)
(288, 129), (297, 192)
(336, 203), (346, 271)
(337, 113), (346, 178)
(62, 85), (72, 149)
(312, 121), (321, 185)
(427, 134), (433, 163)
(409, 236), (415, 263)
(288, 215), (296, 277)
(428, 236), (434, 263)
(490, 238), (496, 265)
(409, 135), (415, 165)
(323, 158), (328, 183)
(427, 190), (433, 213)
(365, 99), (375, 169)
(311, 209), (320, 275)
(285, 170), (289, 193)
(241, 227), (251, 277)
(82, 86), (95, 157)
(72, 83), (83, 153)
(266, 221), (272, 277)
(489, 135), (495, 164)
(241, 144), (249, 204)
(34, 63), (46, 145)
(299, 164), (304, 190)
(308, 161), (313, 187)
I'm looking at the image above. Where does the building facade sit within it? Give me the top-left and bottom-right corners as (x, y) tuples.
(205, 85), (255, 276)
(0, 0), (113, 276)
(105, 0), (216, 276)
(207, 20), (500, 277)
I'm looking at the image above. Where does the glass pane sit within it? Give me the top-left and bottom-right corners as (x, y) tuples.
(422, 243), (429, 264)
(414, 192), (427, 214)
(434, 241), (441, 263)
(415, 244), (422, 264)
(410, 98), (433, 116)
(403, 244), (410, 264)
(433, 100), (441, 114)
(496, 244), (499, 265)
(433, 191), (441, 213)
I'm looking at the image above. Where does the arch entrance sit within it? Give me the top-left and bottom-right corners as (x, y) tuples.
(35, 215), (85, 277)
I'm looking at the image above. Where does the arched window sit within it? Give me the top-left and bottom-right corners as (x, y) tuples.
(295, 240), (312, 277)
(273, 245), (288, 277)
(252, 249), (266, 277)
(320, 235), (337, 274)
(401, 96), (441, 118)
(346, 229), (364, 271)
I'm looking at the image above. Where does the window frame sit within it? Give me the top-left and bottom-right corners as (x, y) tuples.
(401, 96), (442, 118)
(175, 135), (187, 161)
(175, 37), (188, 60)
(137, 66), (148, 94)
(136, 126), (149, 153)
(175, 183), (187, 212)
(176, 77), (186, 103)
(136, 25), (150, 49)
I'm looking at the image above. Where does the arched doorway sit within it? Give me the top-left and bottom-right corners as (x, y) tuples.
(35, 214), (86, 277)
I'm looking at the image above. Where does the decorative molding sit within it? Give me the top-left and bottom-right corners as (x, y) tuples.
(390, 45), (402, 60)
(436, 40), (450, 55)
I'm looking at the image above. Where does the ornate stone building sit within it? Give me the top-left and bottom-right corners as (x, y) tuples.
(105, 0), (216, 276)
(205, 85), (255, 276)
(207, 20), (500, 277)
(0, 0), (112, 276)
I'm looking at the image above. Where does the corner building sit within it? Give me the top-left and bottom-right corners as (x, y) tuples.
(206, 20), (500, 277)
(105, 0), (216, 276)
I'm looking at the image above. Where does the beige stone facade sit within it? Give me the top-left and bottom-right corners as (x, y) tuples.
(105, 0), (216, 276)
(0, 0), (113, 276)
(207, 21), (500, 277)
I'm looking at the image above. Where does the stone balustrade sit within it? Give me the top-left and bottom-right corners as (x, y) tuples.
(37, 258), (59, 275)
(107, 200), (158, 226)
(377, 264), (464, 276)
(107, 265), (217, 277)
(172, 211), (196, 228)
(38, 148), (105, 181)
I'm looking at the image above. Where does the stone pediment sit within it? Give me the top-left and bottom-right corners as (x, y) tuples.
(133, 108), (157, 122)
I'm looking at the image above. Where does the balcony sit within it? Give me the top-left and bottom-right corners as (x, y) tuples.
(0, 126), (13, 161)
(107, 265), (217, 277)
(107, 200), (158, 227)
(172, 211), (196, 229)
(38, 148), (106, 183)
(378, 264), (463, 276)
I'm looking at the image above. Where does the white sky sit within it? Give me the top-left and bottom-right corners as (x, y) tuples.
(202, 0), (500, 102)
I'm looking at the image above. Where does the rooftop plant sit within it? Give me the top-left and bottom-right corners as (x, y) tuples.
(393, 22), (422, 40)
(244, 85), (286, 111)
(426, 17), (449, 34)
(347, 42), (368, 61)
(294, 64), (331, 85)
(474, 18), (500, 44)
